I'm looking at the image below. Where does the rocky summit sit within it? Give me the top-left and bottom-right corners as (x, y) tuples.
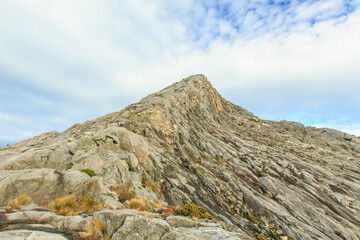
(0, 74), (359, 240)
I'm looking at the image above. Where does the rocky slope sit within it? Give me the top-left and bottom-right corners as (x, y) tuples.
(1, 74), (359, 239)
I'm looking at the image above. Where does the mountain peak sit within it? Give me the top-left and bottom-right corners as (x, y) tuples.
(140, 74), (216, 103)
(138, 74), (229, 117)
(1, 75), (360, 240)
(162, 74), (212, 91)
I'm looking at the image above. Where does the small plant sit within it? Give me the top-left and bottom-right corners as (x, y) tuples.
(48, 194), (106, 216)
(150, 184), (163, 200)
(88, 181), (94, 190)
(140, 177), (163, 200)
(141, 176), (148, 187)
(255, 233), (268, 240)
(110, 184), (136, 202)
(93, 217), (106, 237)
(129, 198), (148, 211)
(5, 194), (32, 212)
(81, 217), (107, 240)
(180, 203), (214, 220)
(128, 198), (162, 211)
(149, 200), (163, 209)
(15, 194), (32, 206)
(243, 211), (265, 225)
(84, 198), (96, 208)
(80, 226), (95, 239)
(81, 169), (96, 177)
(161, 205), (181, 217)
(48, 194), (78, 216)
(126, 197), (166, 213)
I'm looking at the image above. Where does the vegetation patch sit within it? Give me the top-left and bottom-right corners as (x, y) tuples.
(81, 217), (109, 240)
(6, 194), (32, 212)
(128, 162), (136, 172)
(92, 217), (106, 237)
(180, 203), (214, 220)
(129, 198), (149, 211)
(15, 194), (32, 206)
(141, 176), (148, 187)
(243, 210), (265, 226)
(161, 205), (181, 217)
(140, 176), (163, 200)
(48, 194), (106, 216)
(81, 169), (96, 177)
(110, 184), (136, 202)
(129, 198), (163, 211)
(255, 233), (268, 240)
(88, 181), (94, 190)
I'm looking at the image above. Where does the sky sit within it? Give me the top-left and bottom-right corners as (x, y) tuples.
(0, 0), (360, 146)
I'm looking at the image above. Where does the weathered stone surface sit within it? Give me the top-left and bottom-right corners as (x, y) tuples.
(0, 206), (247, 240)
(112, 216), (170, 240)
(0, 230), (68, 240)
(166, 215), (199, 228)
(92, 209), (139, 237)
(1, 75), (360, 239)
(0, 169), (120, 208)
(161, 227), (248, 240)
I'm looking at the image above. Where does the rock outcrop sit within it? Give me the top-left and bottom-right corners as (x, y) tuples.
(0, 204), (249, 240)
(1, 74), (359, 239)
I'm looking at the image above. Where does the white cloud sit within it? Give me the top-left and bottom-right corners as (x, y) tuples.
(0, 0), (359, 144)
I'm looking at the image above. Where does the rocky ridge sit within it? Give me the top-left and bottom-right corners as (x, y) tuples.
(1, 74), (360, 239)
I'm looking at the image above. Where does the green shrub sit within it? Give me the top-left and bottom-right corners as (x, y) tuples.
(81, 168), (96, 177)
(180, 203), (214, 219)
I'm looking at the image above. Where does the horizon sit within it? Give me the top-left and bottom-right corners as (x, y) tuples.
(1, 1), (359, 146)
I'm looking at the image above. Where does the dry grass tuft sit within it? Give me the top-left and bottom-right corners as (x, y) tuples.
(80, 217), (107, 240)
(161, 205), (181, 218)
(110, 184), (136, 202)
(254, 233), (268, 240)
(48, 194), (106, 216)
(129, 198), (148, 211)
(140, 177), (163, 200)
(92, 217), (106, 236)
(15, 194), (32, 205)
(5, 194), (32, 212)
(128, 198), (165, 212)
(80, 225), (95, 239)
(149, 200), (163, 209)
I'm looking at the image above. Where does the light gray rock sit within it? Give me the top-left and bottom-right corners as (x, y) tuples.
(0, 168), (119, 208)
(112, 216), (170, 240)
(0, 230), (67, 240)
(1, 75), (360, 239)
(166, 215), (199, 228)
(161, 227), (248, 240)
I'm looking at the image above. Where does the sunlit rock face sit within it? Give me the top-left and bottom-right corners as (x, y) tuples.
(1, 75), (359, 240)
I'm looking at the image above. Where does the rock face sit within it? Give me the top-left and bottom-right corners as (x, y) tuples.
(0, 205), (248, 240)
(1, 74), (360, 239)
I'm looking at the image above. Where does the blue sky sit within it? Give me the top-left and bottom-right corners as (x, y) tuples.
(1, 0), (360, 146)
